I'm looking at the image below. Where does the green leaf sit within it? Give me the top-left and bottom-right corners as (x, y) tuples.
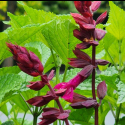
(117, 81), (125, 103)
(43, 54), (55, 73)
(77, 73), (102, 91)
(104, 95), (117, 106)
(21, 3), (56, 24)
(24, 41), (51, 66)
(106, 1), (125, 40)
(41, 19), (81, 65)
(1, 121), (14, 125)
(12, 118), (32, 125)
(103, 32), (117, 51)
(0, 102), (12, 118)
(18, 71), (33, 92)
(68, 108), (94, 125)
(59, 68), (81, 82)
(4, 24), (47, 60)
(99, 102), (110, 125)
(100, 66), (118, 90)
(0, 103), (8, 117)
(0, 74), (23, 103)
(0, 32), (8, 64)
(118, 116), (125, 125)
(120, 71), (125, 83)
(0, 66), (20, 76)
(11, 94), (29, 112)
(7, 12), (31, 28)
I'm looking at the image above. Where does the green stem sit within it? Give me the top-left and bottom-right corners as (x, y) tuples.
(114, 40), (122, 125)
(33, 114), (38, 125)
(118, 40), (122, 71)
(19, 93), (33, 114)
(100, 104), (105, 125)
(62, 65), (68, 82)
(115, 103), (122, 125)
(105, 49), (118, 71)
(38, 104), (47, 116)
(9, 101), (17, 120)
(56, 66), (60, 84)
(108, 101), (116, 119)
(21, 111), (27, 125)
(50, 48), (57, 67)
(32, 90), (41, 124)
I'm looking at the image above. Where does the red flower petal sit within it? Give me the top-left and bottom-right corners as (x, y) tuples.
(73, 48), (91, 63)
(78, 65), (94, 77)
(38, 118), (57, 125)
(27, 95), (55, 107)
(71, 13), (89, 24)
(76, 42), (91, 49)
(82, 100), (98, 108)
(89, 40), (99, 46)
(73, 29), (84, 41)
(91, 1), (101, 12)
(84, 1), (92, 7)
(70, 92), (92, 103)
(17, 63), (39, 77)
(27, 81), (45, 91)
(82, 24), (95, 30)
(48, 70), (55, 81)
(68, 58), (90, 68)
(57, 113), (69, 120)
(55, 89), (67, 96)
(42, 108), (60, 119)
(96, 59), (109, 66)
(70, 99), (98, 109)
(96, 11), (107, 25)
(95, 28), (106, 41)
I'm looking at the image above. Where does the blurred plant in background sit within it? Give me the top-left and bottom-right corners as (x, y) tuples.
(0, 1), (125, 28)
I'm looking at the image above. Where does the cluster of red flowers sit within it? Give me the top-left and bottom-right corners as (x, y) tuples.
(6, 1), (109, 125)
(6, 42), (70, 125)
(54, 1), (109, 109)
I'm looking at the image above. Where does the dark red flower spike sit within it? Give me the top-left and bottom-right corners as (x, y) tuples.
(6, 42), (44, 77)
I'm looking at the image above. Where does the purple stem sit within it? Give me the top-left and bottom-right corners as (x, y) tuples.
(92, 45), (98, 125)
(92, 45), (96, 99)
(47, 83), (69, 125)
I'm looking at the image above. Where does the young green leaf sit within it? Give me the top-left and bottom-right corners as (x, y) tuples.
(106, 1), (125, 40)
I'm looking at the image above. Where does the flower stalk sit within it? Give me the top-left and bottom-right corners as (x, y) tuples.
(46, 82), (69, 125)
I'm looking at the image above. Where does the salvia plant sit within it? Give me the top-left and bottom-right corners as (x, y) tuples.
(0, 1), (125, 125)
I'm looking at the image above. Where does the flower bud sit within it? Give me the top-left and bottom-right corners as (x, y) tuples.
(6, 42), (44, 77)
(97, 81), (107, 100)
